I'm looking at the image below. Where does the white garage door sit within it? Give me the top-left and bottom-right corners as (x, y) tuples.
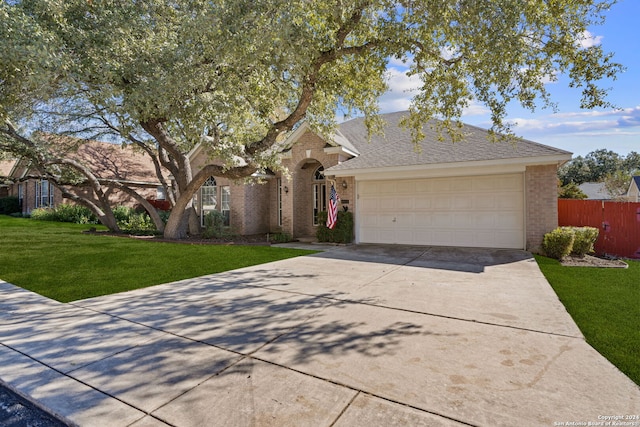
(358, 174), (524, 249)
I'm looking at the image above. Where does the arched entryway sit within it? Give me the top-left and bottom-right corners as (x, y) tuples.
(292, 158), (326, 238)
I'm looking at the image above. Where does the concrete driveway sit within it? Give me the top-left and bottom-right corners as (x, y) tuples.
(1, 245), (638, 426)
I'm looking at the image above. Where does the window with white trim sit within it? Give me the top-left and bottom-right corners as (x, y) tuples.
(200, 176), (217, 226)
(18, 183), (23, 208)
(221, 185), (230, 227)
(35, 180), (54, 208)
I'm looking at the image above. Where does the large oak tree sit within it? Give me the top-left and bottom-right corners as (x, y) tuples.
(0, 0), (622, 238)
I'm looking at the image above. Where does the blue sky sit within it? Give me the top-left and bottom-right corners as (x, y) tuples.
(377, 0), (639, 157)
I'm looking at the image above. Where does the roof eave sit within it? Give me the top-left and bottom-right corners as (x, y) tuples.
(326, 154), (572, 180)
(323, 146), (359, 158)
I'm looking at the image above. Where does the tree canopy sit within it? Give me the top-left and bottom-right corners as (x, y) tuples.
(559, 149), (640, 185)
(0, 0), (623, 238)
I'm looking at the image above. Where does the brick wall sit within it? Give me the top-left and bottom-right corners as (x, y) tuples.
(525, 164), (559, 252)
(241, 182), (270, 235)
(281, 131), (342, 238)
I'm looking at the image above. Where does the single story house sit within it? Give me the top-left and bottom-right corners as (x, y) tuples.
(190, 111), (572, 251)
(0, 140), (164, 215)
(626, 176), (640, 202)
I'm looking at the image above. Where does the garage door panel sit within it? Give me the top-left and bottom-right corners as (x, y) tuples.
(396, 197), (414, 210)
(358, 174), (524, 249)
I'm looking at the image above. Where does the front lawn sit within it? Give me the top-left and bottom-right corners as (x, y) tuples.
(0, 216), (315, 302)
(535, 255), (639, 386)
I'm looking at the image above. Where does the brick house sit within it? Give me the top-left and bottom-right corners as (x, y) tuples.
(190, 111), (571, 252)
(0, 140), (165, 215)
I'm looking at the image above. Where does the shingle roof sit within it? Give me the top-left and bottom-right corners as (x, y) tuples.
(8, 135), (165, 186)
(578, 182), (611, 200)
(329, 111), (571, 171)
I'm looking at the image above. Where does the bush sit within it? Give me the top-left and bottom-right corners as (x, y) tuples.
(30, 207), (57, 222)
(53, 204), (97, 224)
(202, 210), (227, 239)
(542, 227), (575, 259)
(316, 210), (353, 244)
(570, 226), (599, 257)
(30, 204), (97, 224)
(112, 205), (134, 224)
(0, 196), (20, 215)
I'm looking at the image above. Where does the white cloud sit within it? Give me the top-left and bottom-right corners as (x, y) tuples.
(378, 67), (421, 113)
(577, 30), (603, 48)
(507, 107), (640, 141)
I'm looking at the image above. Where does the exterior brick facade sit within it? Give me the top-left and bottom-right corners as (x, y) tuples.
(525, 164), (560, 252)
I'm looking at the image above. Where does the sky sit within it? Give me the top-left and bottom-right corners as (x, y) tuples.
(376, 0), (640, 158)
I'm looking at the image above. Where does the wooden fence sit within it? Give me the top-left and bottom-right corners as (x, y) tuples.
(558, 199), (640, 259)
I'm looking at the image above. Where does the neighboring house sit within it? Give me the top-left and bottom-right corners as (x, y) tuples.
(578, 182), (612, 200)
(0, 159), (15, 198)
(626, 176), (640, 202)
(0, 140), (166, 215)
(190, 111), (571, 251)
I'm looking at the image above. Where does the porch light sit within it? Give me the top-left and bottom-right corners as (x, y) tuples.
(341, 180), (348, 189)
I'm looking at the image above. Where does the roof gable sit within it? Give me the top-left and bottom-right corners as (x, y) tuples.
(0, 159), (17, 178)
(328, 111), (571, 172)
(8, 135), (163, 186)
(627, 176), (640, 194)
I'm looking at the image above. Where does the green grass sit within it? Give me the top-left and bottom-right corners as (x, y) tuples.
(0, 215), (315, 303)
(535, 255), (640, 386)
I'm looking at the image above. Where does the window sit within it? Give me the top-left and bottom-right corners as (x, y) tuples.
(221, 185), (230, 226)
(200, 176), (217, 226)
(312, 166), (326, 226)
(35, 180), (54, 208)
(18, 183), (23, 208)
(276, 178), (283, 227)
(156, 186), (166, 200)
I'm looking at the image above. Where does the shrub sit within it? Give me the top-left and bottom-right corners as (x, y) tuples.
(570, 226), (599, 257)
(316, 210), (354, 244)
(202, 210), (227, 239)
(542, 227), (575, 259)
(53, 204), (97, 224)
(112, 205), (157, 233)
(30, 204), (98, 224)
(0, 196), (21, 215)
(30, 207), (57, 222)
(158, 210), (171, 224)
(112, 205), (134, 224)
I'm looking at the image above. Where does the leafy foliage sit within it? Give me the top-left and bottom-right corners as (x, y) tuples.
(570, 226), (599, 257)
(603, 169), (633, 199)
(30, 204), (98, 224)
(558, 182), (588, 199)
(202, 210), (228, 239)
(559, 149), (640, 186)
(0, 0), (624, 238)
(542, 227), (575, 259)
(112, 205), (156, 233)
(316, 211), (353, 244)
(543, 226), (600, 259)
(0, 196), (20, 214)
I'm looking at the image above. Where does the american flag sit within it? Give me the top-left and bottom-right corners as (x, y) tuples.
(326, 184), (339, 229)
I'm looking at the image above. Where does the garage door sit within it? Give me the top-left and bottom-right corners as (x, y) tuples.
(358, 174), (524, 249)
